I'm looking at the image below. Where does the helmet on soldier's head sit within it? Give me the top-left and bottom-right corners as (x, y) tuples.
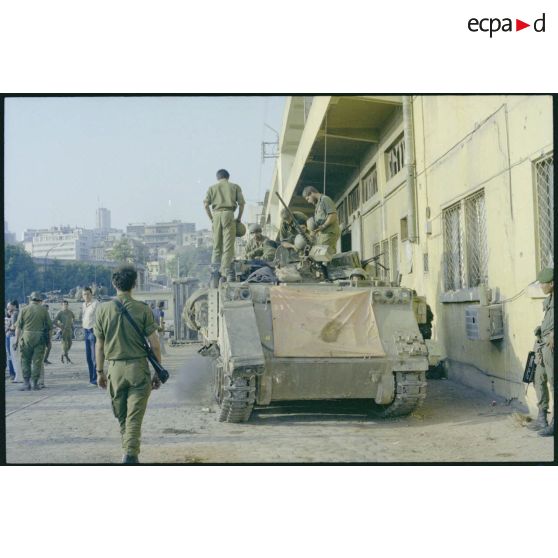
(248, 223), (262, 234)
(306, 217), (316, 232)
(235, 221), (247, 238)
(294, 234), (307, 252)
(280, 208), (290, 220)
(536, 267), (554, 284)
(29, 291), (44, 302)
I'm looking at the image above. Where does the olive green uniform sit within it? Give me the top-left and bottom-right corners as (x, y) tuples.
(55, 309), (75, 356)
(94, 294), (158, 458)
(314, 194), (340, 254)
(205, 179), (245, 275)
(279, 211), (307, 244)
(245, 235), (270, 259)
(534, 293), (554, 413)
(16, 303), (52, 383)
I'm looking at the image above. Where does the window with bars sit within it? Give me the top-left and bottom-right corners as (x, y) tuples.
(381, 239), (390, 280)
(347, 185), (360, 215)
(443, 189), (488, 291)
(534, 154), (554, 268)
(373, 242), (381, 277)
(337, 200), (348, 229)
(387, 136), (405, 180)
(362, 166), (378, 201)
(391, 235), (399, 283)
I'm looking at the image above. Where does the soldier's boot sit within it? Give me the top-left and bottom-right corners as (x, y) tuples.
(527, 409), (548, 431)
(538, 418), (554, 437)
(121, 454), (139, 464)
(65, 355), (72, 364)
(19, 379), (31, 391)
(44, 358), (52, 364)
(61, 354), (65, 363)
(32, 379), (41, 390)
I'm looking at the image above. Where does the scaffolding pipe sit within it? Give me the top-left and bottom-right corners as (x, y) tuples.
(402, 96), (417, 242)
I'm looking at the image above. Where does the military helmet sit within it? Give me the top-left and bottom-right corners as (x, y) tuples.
(29, 291), (44, 301)
(349, 268), (368, 280)
(537, 267), (554, 284)
(294, 234), (308, 251)
(249, 223), (262, 234)
(306, 217), (316, 232)
(235, 221), (247, 238)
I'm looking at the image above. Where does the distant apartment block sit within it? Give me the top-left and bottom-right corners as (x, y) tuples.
(126, 220), (195, 252)
(96, 207), (111, 230)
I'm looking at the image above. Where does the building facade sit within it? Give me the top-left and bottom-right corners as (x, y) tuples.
(126, 220), (196, 253)
(264, 95), (553, 412)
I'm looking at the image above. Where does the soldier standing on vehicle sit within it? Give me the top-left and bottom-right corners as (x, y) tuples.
(54, 300), (75, 364)
(94, 264), (161, 464)
(527, 268), (554, 437)
(13, 292), (52, 391)
(302, 186), (340, 254)
(204, 169), (245, 282)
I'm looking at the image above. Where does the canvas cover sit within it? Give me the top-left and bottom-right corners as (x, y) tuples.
(270, 286), (385, 357)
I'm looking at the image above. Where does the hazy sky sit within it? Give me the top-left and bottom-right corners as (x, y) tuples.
(4, 96), (286, 239)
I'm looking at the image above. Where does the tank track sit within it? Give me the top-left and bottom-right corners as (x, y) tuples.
(375, 371), (427, 418)
(218, 375), (256, 423)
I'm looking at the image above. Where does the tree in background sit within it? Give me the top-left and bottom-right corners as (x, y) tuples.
(107, 238), (147, 265)
(4, 244), (38, 303)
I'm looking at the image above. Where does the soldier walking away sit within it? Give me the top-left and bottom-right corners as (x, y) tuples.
(94, 264), (162, 464)
(527, 268), (554, 437)
(302, 185), (341, 254)
(82, 286), (100, 386)
(13, 292), (52, 391)
(54, 300), (75, 364)
(204, 169), (245, 283)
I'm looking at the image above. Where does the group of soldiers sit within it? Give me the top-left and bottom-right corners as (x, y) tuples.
(203, 169), (341, 281)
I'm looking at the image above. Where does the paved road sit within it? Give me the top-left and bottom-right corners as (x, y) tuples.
(5, 340), (554, 463)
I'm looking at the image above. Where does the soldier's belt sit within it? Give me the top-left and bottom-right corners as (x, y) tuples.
(213, 208), (234, 212)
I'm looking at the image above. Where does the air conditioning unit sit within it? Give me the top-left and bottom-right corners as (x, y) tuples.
(465, 304), (504, 341)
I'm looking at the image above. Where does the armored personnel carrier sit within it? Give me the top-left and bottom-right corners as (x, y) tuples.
(184, 247), (429, 422)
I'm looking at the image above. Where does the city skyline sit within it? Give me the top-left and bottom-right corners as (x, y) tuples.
(5, 96), (285, 239)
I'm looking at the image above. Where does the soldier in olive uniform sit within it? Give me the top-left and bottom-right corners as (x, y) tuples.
(302, 186), (340, 254)
(54, 300), (75, 363)
(14, 292), (52, 391)
(94, 265), (161, 464)
(204, 169), (245, 282)
(279, 208), (308, 249)
(527, 267), (554, 437)
(244, 224), (270, 260)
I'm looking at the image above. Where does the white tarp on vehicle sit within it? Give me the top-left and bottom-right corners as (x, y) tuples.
(270, 286), (385, 357)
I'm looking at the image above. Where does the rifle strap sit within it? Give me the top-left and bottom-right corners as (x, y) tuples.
(113, 299), (152, 356)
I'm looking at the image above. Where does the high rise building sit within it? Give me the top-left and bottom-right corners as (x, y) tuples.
(96, 207), (111, 230)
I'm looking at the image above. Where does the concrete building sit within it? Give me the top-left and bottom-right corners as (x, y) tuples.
(26, 226), (96, 260)
(126, 220), (195, 253)
(96, 207), (111, 230)
(264, 95), (554, 413)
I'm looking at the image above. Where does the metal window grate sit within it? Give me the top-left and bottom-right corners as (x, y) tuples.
(363, 166), (378, 201)
(391, 235), (399, 282)
(373, 242), (381, 277)
(443, 202), (464, 290)
(464, 190), (488, 287)
(381, 239), (390, 280)
(387, 136), (405, 179)
(535, 155), (554, 268)
(347, 185), (360, 215)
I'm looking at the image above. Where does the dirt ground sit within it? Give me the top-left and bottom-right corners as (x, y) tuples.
(5, 340), (554, 464)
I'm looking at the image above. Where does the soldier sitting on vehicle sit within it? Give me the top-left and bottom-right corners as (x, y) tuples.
(279, 208), (308, 250)
(244, 224), (270, 260)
